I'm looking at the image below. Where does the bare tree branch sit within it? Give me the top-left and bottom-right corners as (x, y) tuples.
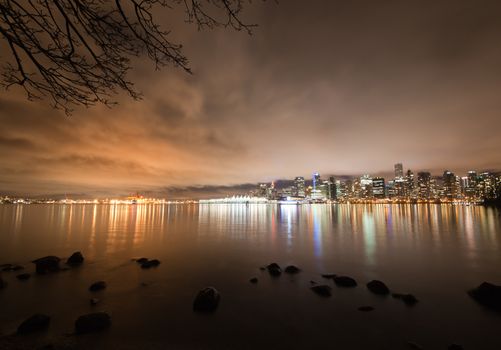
(0, 0), (258, 114)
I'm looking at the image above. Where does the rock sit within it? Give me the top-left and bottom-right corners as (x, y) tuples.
(333, 276), (357, 287)
(12, 265), (24, 271)
(249, 277), (258, 284)
(193, 287), (220, 312)
(284, 265), (300, 274)
(266, 263), (282, 277)
(90, 298), (100, 306)
(367, 280), (390, 295)
(406, 341), (424, 349)
(259, 267), (266, 271)
(0, 277), (6, 289)
(310, 280), (317, 285)
(140, 259), (160, 269)
(16, 273), (31, 281)
(310, 284), (332, 297)
(321, 273), (336, 279)
(2, 264), (23, 272)
(393, 293), (419, 306)
(136, 257), (148, 264)
(75, 312), (111, 334)
(66, 252), (84, 266)
(17, 314), (50, 334)
(468, 282), (501, 311)
(358, 306), (375, 312)
(89, 281), (107, 292)
(448, 344), (464, 350)
(32, 256), (60, 274)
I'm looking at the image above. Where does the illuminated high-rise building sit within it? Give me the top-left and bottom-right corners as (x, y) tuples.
(294, 176), (306, 198)
(405, 169), (415, 198)
(360, 174), (373, 199)
(442, 170), (456, 200)
(311, 172), (323, 200)
(328, 176), (337, 200)
(466, 171), (477, 198)
(394, 163), (404, 178)
(417, 172), (431, 199)
(372, 177), (385, 198)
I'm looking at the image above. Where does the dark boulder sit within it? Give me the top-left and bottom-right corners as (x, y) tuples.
(17, 314), (50, 334)
(75, 312), (111, 334)
(393, 293), (419, 306)
(2, 264), (24, 272)
(358, 306), (375, 312)
(193, 287), (220, 313)
(321, 273), (336, 279)
(310, 284), (332, 297)
(468, 282), (501, 311)
(249, 277), (258, 284)
(334, 276), (357, 288)
(266, 263), (282, 277)
(90, 298), (100, 306)
(367, 280), (390, 295)
(89, 281), (107, 292)
(140, 259), (161, 269)
(66, 252), (84, 266)
(448, 344), (464, 350)
(16, 273), (31, 281)
(284, 265), (300, 274)
(136, 257), (148, 264)
(259, 267), (266, 271)
(32, 256), (60, 274)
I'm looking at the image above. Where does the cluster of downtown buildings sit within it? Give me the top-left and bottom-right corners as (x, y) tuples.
(252, 163), (501, 204)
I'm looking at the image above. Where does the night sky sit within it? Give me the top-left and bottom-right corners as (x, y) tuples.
(1, 0), (501, 198)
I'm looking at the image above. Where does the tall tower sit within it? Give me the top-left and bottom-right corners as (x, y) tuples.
(394, 163), (404, 178)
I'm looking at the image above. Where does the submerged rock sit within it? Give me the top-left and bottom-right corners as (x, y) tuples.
(259, 267), (266, 271)
(193, 287), (220, 312)
(17, 314), (50, 334)
(334, 276), (357, 287)
(284, 265), (300, 274)
(468, 282), (501, 311)
(367, 280), (390, 295)
(140, 259), (161, 269)
(393, 293), (419, 306)
(90, 298), (100, 306)
(75, 312), (111, 334)
(249, 277), (258, 284)
(358, 306), (375, 312)
(66, 252), (84, 266)
(89, 281), (107, 292)
(266, 263), (282, 277)
(310, 284), (332, 297)
(16, 273), (31, 281)
(136, 257), (148, 264)
(2, 264), (24, 272)
(32, 256), (60, 274)
(321, 273), (337, 279)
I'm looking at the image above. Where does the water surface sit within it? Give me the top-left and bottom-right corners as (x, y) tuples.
(0, 203), (500, 349)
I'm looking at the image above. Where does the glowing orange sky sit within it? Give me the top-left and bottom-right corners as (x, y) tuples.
(1, 1), (501, 197)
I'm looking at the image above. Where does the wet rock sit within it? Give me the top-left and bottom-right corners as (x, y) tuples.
(89, 281), (107, 292)
(90, 298), (100, 306)
(140, 259), (161, 269)
(310, 280), (317, 285)
(321, 273), (336, 279)
(66, 252), (84, 266)
(393, 293), (419, 306)
(249, 277), (258, 284)
(266, 263), (282, 277)
(2, 264), (23, 272)
(358, 306), (375, 312)
(284, 265), (300, 274)
(136, 257), (148, 264)
(75, 312), (111, 334)
(468, 282), (501, 311)
(310, 284), (332, 297)
(17, 314), (50, 334)
(16, 273), (31, 281)
(334, 276), (357, 288)
(448, 344), (464, 350)
(406, 341), (424, 350)
(0, 277), (6, 289)
(193, 287), (220, 312)
(32, 256), (60, 274)
(367, 280), (390, 295)
(12, 265), (24, 271)
(259, 266), (266, 271)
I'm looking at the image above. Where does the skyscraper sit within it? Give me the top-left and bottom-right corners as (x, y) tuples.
(394, 163), (404, 178)
(417, 172), (431, 199)
(294, 176), (306, 198)
(443, 170), (456, 200)
(328, 176), (337, 200)
(372, 177), (385, 198)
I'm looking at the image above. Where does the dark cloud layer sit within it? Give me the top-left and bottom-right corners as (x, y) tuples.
(1, 0), (501, 198)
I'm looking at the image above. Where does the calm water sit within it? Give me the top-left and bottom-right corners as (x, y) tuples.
(0, 203), (500, 349)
